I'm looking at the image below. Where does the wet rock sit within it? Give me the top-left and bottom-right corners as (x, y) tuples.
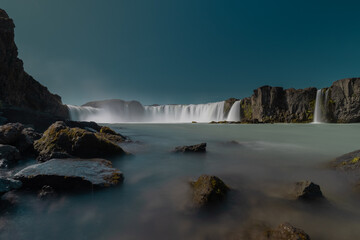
(173, 143), (206, 153)
(38, 185), (56, 199)
(0, 177), (22, 195)
(0, 144), (21, 167)
(34, 121), (127, 162)
(190, 175), (229, 207)
(294, 181), (324, 201)
(331, 150), (360, 187)
(14, 158), (123, 191)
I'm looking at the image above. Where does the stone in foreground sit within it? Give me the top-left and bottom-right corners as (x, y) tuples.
(294, 181), (324, 201)
(14, 158), (123, 191)
(191, 175), (229, 207)
(268, 223), (311, 240)
(0, 177), (22, 195)
(173, 143), (206, 153)
(34, 121), (127, 162)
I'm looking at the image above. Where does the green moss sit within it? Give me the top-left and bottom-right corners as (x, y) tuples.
(241, 101), (253, 120)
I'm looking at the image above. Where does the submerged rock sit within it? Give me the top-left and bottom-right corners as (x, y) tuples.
(173, 143), (207, 153)
(0, 144), (21, 167)
(0, 177), (22, 195)
(190, 175), (229, 207)
(294, 181), (324, 201)
(34, 121), (127, 162)
(14, 158), (123, 191)
(38, 185), (56, 199)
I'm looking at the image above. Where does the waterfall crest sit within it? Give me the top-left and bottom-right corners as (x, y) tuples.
(226, 100), (241, 122)
(313, 89), (328, 123)
(67, 101), (227, 123)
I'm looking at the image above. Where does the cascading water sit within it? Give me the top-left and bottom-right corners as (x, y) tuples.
(313, 89), (328, 123)
(67, 101), (227, 123)
(226, 100), (241, 122)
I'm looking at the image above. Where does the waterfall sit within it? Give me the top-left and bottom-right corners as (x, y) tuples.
(67, 101), (227, 123)
(226, 100), (241, 122)
(313, 89), (328, 123)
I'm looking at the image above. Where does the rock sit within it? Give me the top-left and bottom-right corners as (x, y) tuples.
(34, 121), (127, 162)
(0, 144), (21, 167)
(0, 122), (24, 144)
(38, 185), (56, 199)
(0, 9), (69, 123)
(0, 177), (22, 195)
(328, 78), (360, 123)
(331, 150), (360, 186)
(268, 223), (311, 240)
(14, 158), (123, 191)
(190, 175), (229, 207)
(240, 86), (317, 123)
(294, 181), (324, 201)
(237, 222), (311, 240)
(173, 143), (207, 153)
(0, 122), (41, 154)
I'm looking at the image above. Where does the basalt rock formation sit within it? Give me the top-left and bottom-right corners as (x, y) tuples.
(0, 9), (69, 129)
(239, 86), (317, 123)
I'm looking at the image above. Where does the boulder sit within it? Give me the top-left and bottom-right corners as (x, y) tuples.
(173, 143), (207, 153)
(0, 144), (21, 167)
(331, 150), (360, 186)
(294, 181), (324, 201)
(0, 122), (41, 154)
(14, 158), (123, 191)
(190, 175), (229, 207)
(34, 121), (127, 162)
(0, 177), (22, 195)
(239, 222), (311, 240)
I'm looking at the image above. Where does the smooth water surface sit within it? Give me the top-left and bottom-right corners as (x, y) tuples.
(1, 123), (360, 240)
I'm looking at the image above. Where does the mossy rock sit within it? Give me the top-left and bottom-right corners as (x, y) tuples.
(190, 175), (229, 207)
(34, 121), (126, 162)
(100, 126), (117, 135)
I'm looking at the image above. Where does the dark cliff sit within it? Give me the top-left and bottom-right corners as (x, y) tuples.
(0, 9), (69, 129)
(240, 86), (317, 123)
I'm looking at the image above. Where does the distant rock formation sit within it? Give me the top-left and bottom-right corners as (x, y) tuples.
(238, 78), (360, 123)
(0, 9), (69, 129)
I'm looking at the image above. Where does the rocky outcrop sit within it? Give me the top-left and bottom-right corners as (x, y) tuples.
(14, 158), (123, 191)
(34, 121), (127, 162)
(327, 78), (360, 123)
(240, 86), (317, 123)
(294, 181), (324, 201)
(0, 9), (69, 126)
(173, 143), (207, 153)
(190, 175), (229, 207)
(83, 99), (145, 121)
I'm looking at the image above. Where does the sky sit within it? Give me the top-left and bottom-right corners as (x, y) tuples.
(2, 0), (360, 105)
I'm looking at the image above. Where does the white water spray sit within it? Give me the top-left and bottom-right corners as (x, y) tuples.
(313, 89), (328, 123)
(67, 101), (227, 123)
(226, 100), (241, 122)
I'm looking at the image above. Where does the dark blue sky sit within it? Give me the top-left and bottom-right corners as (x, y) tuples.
(2, 0), (360, 105)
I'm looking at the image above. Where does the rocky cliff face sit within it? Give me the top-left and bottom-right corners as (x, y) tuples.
(0, 9), (68, 122)
(239, 86), (316, 123)
(327, 78), (360, 123)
